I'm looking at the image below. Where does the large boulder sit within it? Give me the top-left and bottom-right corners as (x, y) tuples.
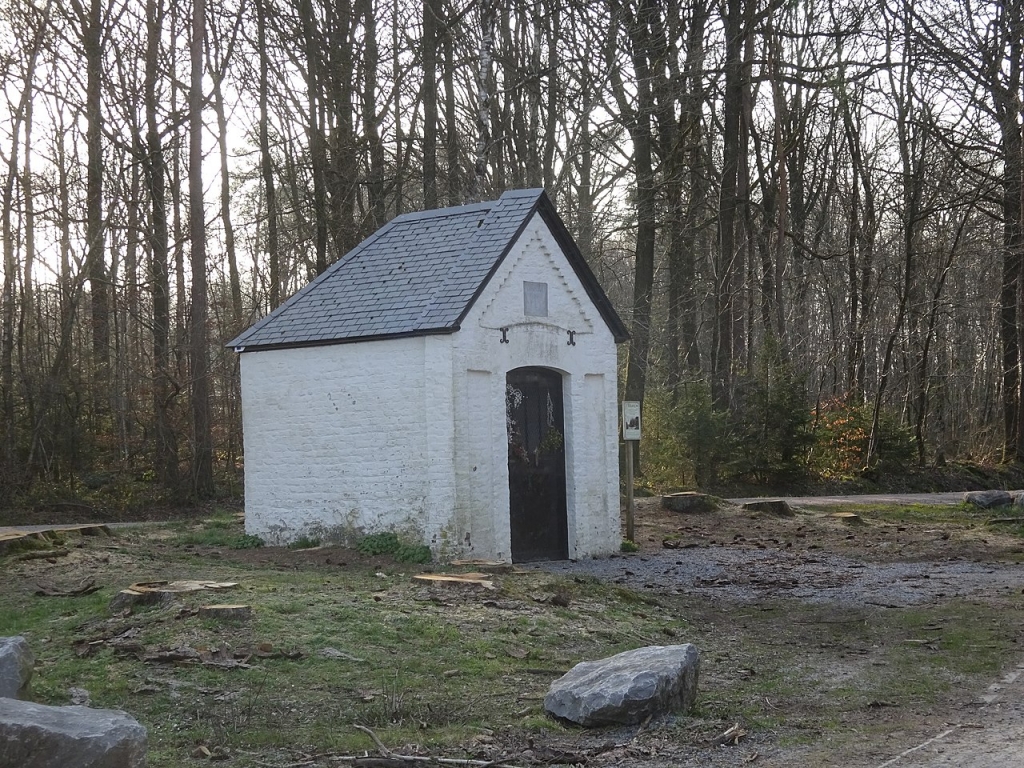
(544, 644), (699, 727)
(0, 699), (147, 768)
(0, 636), (33, 699)
(964, 490), (1012, 509)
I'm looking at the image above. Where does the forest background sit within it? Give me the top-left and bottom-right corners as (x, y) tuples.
(2, 0), (1024, 510)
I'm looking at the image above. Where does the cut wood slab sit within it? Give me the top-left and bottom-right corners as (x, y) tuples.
(449, 559), (514, 573)
(129, 580), (238, 593)
(412, 573), (496, 590)
(199, 604), (252, 621)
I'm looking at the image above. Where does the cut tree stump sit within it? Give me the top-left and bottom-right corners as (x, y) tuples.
(661, 492), (715, 514)
(198, 605), (252, 621)
(108, 589), (170, 613)
(828, 512), (865, 525)
(741, 499), (794, 517)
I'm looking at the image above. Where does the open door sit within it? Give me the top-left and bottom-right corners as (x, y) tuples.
(506, 367), (568, 562)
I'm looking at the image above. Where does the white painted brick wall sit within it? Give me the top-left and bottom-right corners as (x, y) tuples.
(239, 211), (621, 561)
(240, 335), (453, 546)
(452, 214), (621, 560)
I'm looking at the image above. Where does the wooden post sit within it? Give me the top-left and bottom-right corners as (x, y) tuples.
(621, 401), (641, 544)
(625, 442), (635, 542)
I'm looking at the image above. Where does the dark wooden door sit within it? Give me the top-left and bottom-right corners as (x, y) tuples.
(506, 367), (568, 562)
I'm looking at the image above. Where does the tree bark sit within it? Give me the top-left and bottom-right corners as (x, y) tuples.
(189, 0), (214, 497)
(145, 0), (179, 491)
(422, 0), (439, 209)
(469, 0), (496, 202)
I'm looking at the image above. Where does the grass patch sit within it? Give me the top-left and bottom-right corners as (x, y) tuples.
(1, 519), (1022, 767)
(356, 532), (432, 564)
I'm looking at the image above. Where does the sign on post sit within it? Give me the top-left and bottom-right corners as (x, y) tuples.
(622, 401), (641, 440)
(621, 401), (641, 544)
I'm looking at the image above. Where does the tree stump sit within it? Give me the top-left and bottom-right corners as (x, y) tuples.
(661, 492), (715, 514)
(828, 512), (865, 525)
(741, 499), (794, 518)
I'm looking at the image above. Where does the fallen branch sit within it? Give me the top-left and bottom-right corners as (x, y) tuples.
(35, 577), (100, 597)
(17, 548), (70, 562)
(712, 722), (747, 747)
(985, 517), (1024, 525)
(350, 725), (522, 767)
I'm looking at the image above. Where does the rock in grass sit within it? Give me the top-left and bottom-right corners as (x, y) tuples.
(544, 644), (699, 727)
(0, 699), (147, 768)
(964, 490), (1012, 509)
(0, 636), (33, 699)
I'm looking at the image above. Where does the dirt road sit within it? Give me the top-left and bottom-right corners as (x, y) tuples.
(728, 492), (972, 508)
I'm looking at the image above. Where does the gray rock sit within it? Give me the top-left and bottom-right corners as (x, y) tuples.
(0, 699), (147, 768)
(964, 490), (1012, 509)
(0, 636), (33, 699)
(544, 644), (699, 727)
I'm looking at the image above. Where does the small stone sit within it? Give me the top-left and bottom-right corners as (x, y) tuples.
(0, 636), (34, 700)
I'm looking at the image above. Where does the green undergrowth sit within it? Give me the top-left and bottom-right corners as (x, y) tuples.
(1, 522), (1023, 767)
(357, 531), (433, 564)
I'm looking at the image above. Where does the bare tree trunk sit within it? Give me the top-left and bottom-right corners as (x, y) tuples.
(469, 0), (496, 202)
(300, 0), (328, 274)
(71, 0), (110, 419)
(611, 0), (659, 472)
(443, 13), (461, 205)
(146, 0), (179, 491)
(361, 0), (386, 227)
(423, 0), (439, 209)
(212, 73), (241, 326)
(189, 0), (214, 497)
(715, 0), (744, 409)
(256, 0), (280, 310)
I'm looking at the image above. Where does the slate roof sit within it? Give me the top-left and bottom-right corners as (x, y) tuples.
(228, 188), (628, 351)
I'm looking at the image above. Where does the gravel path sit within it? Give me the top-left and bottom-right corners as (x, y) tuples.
(534, 496), (1024, 768)
(536, 546), (1024, 607)
(875, 661), (1024, 767)
(729, 492), (972, 508)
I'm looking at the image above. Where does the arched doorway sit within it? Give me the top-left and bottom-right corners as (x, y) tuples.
(506, 367), (568, 561)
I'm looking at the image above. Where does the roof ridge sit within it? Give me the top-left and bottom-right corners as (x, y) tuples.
(412, 189), (543, 330)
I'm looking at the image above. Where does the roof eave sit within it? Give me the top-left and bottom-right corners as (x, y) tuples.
(229, 325), (458, 354)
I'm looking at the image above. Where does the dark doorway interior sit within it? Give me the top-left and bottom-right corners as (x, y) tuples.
(506, 367), (568, 562)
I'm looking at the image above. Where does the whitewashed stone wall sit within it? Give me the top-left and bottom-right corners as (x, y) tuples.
(452, 213), (621, 560)
(240, 211), (620, 560)
(239, 335), (455, 547)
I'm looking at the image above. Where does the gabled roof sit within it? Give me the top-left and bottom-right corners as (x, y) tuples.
(228, 188), (628, 351)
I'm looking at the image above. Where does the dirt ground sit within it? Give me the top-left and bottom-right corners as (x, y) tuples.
(205, 495), (1024, 767)
(5, 496), (1024, 767)
(544, 497), (1024, 768)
